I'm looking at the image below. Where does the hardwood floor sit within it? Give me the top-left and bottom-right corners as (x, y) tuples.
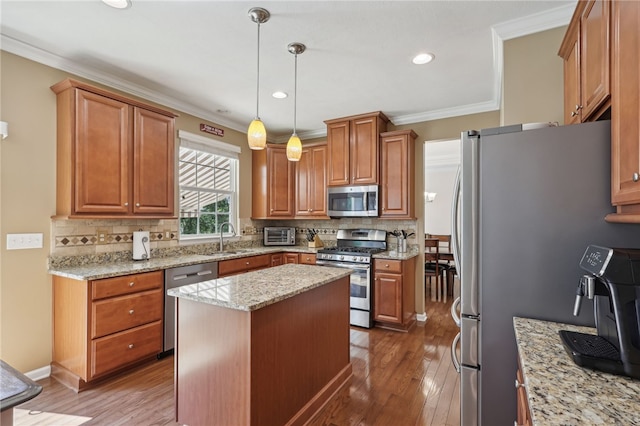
(16, 300), (460, 426)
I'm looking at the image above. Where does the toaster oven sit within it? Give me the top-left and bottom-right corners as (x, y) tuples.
(263, 227), (296, 246)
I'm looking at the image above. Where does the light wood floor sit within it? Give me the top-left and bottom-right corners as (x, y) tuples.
(16, 299), (460, 426)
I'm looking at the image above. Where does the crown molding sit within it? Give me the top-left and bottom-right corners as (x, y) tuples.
(492, 3), (575, 41)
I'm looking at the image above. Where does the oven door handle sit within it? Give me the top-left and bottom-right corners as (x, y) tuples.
(316, 261), (369, 270)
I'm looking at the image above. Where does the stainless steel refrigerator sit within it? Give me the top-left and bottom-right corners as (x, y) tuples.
(449, 120), (640, 426)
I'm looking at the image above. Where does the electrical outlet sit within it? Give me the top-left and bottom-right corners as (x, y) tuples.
(96, 228), (109, 245)
(6, 233), (43, 250)
(164, 229), (171, 239)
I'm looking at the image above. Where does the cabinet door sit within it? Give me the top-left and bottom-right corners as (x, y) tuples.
(284, 253), (299, 264)
(271, 253), (284, 267)
(296, 144), (328, 216)
(74, 89), (130, 214)
(580, 0), (610, 120)
(350, 116), (379, 185)
(610, 0), (640, 207)
(327, 121), (350, 186)
(133, 107), (175, 216)
(563, 25), (582, 125)
(374, 272), (402, 324)
(380, 131), (415, 218)
(267, 146), (295, 217)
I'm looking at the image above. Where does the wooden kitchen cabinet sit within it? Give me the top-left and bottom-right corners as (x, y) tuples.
(284, 253), (299, 264)
(270, 253), (284, 267)
(325, 111), (389, 186)
(559, 0), (611, 124)
(51, 79), (176, 218)
(373, 257), (416, 331)
(607, 0), (640, 223)
(51, 270), (163, 391)
(516, 367), (532, 426)
(299, 253), (317, 265)
(218, 254), (271, 277)
(252, 144), (295, 219)
(296, 142), (329, 218)
(380, 130), (416, 218)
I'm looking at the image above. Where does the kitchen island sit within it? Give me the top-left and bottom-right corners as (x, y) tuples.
(168, 263), (353, 426)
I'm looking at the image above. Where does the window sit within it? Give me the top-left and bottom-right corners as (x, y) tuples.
(178, 130), (241, 239)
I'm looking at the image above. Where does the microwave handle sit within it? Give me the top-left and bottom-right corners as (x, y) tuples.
(363, 191), (368, 210)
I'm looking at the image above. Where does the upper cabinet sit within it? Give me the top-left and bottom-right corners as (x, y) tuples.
(559, 0), (611, 124)
(608, 0), (640, 222)
(325, 111), (389, 186)
(252, 144), (295, 219)
(380, 130), (416, 219)
(295, 142), (329, 218)
(51, 79), (176, 218)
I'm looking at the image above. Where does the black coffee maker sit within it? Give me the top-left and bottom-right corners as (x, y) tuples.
(559, 245), (640, 379)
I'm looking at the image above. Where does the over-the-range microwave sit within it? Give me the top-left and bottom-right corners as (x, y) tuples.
(263, 227), (296, 246)
(327, 185), (379, 218)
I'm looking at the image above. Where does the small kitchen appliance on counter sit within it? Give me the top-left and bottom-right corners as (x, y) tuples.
(132, 230), (150, 260)
(560, 245), (640, 379)
(263, 226), (296, 246)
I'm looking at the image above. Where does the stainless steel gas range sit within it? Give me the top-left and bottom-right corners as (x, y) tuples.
(316, 229), (387, 328)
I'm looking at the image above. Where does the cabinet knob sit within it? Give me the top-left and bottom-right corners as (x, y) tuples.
(136, 203), (140, 207)
(129, 282), (134, 287)
(633, 172), (639, 182)
(124, 202), (129, 207)
(129, 309), (134, 315)
(575, 104), (583, 110)
(246, 261), (250, 265)
(128, 344), (134, 349)
(515, 379), (525, 389)
(570, 111), (578, 117)
(385, 264), (390, 268)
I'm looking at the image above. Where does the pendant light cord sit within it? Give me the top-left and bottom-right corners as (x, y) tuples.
(293, 52), (298, 135)
(255, 22), (261, 119)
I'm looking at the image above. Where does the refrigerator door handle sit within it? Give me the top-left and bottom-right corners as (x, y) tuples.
(451, 165), (462, 282)
(451, 296), (461, 327)
(451, 331), (461, 373)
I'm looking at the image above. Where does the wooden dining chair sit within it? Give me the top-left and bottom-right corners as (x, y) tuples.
(425, 238), (444, 302)
(426, 233), (456, 297)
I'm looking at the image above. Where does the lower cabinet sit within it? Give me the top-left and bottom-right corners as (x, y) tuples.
(271, 253), (284, 267)
(51, 270), (163, 391)
(516, 367), (532, 426)
(373, 257), (416, 331)
(299, 253), (317, 265)
(218, 254), (271, 277)
(284, 253), (300, 264)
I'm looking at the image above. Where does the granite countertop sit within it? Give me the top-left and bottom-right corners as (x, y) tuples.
(513, 317), (640, 425)
(373, 250), (419, 260)
(167, 263), (352, 311)
(48, 247), (316, 281)
(1, 360), (42, 411)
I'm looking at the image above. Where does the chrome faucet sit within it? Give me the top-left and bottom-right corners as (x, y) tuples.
(219, 222), (236, 252)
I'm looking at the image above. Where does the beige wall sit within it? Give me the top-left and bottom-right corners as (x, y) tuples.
(502, 26), (566, 126)
(0, 24), (564, 372)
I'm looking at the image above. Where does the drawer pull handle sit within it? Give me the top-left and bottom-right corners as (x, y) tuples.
(246, 262), (250, 265)
(633, 172), (639, 182)
(129, 309), (134, 315)
(129, 282), (135, 287)
(128, 344), (134, 349)
(385, 264), (390, 268)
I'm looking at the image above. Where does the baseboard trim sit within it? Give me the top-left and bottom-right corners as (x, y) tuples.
(26, 365), (51, 381)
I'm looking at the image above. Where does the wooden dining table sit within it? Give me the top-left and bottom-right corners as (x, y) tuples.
(425, 239), (455, 302)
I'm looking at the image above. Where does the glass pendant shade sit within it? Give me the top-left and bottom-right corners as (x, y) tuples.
(247, 118), (267, 150)
(286, 134), (302, 161)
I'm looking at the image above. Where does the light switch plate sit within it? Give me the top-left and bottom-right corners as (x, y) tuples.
(6, 233), (44, 250)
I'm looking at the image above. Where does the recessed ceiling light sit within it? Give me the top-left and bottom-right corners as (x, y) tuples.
(412, 53), (435, 65)
(102, 0), (131, 9)
(272, 91), (288, 99)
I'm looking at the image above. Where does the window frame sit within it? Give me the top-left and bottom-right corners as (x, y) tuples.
(177, 130), (241, 242)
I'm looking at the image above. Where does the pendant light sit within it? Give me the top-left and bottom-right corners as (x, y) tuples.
(286, 42), (305, 161)
(247, 7), (270, 150)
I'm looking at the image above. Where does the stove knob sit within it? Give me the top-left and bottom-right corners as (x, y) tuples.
(339, 255), (345, 261)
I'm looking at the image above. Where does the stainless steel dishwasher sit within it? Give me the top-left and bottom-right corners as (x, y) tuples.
(161, 261), (218, 357)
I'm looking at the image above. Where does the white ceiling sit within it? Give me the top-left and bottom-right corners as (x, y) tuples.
(1, 0), (575, 142)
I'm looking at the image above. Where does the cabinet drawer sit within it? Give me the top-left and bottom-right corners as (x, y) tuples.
(91, 289), (163, 338)
(219, 254), (271, 276)
(299, 253), (317, 265)
(374, 259), (402, 274)
(91, 321), (162, 379)
(92, 270), (163, 300)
